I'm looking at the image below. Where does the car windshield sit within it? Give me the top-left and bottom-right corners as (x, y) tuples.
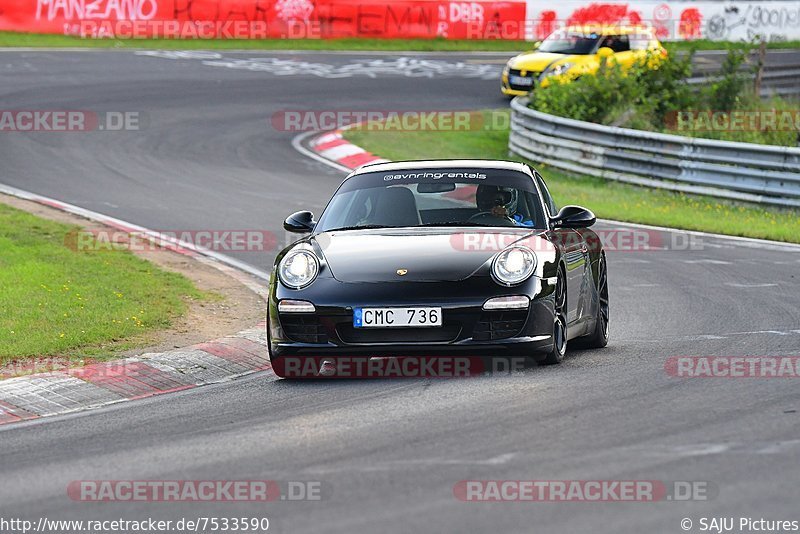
(538, 32), (600, 55)
(315, 168), (547, 232)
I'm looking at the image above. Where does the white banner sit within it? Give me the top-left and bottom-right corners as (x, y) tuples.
(523, 1), (800, 42)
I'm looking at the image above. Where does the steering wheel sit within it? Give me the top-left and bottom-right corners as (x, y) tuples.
(467, 211), (517, 227)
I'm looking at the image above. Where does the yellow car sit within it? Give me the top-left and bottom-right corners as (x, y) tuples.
(501, 26), (667, 97)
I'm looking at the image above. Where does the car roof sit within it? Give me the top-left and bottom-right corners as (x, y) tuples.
(348, 159), (534, 178)
(563, 25), (655, 37)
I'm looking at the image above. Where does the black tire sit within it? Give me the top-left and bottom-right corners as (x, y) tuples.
(541, 269), (568, 365)
(266, 314), (273, 358)
(582, 254), (609, 349)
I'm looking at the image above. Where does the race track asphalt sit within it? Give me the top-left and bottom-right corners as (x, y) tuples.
(1, 49), (799, 534)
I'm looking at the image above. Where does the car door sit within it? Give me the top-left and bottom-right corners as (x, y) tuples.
(536, 173), (588, 326)
(560, 230), (589, 326)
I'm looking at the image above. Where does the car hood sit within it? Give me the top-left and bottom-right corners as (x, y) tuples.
(508, 52), (578, 72)
(313, 228), (546, 283)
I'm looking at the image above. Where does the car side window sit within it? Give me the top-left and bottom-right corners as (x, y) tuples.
(535, 173), (558, 216)
(630, 36), (650, 50)
(608, 35), (630, 53)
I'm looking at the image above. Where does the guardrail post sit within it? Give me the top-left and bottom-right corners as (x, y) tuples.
(754, 38), (766, 96)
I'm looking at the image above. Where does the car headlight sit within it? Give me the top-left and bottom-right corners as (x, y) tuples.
(278, 248), (319, 289)
(492, 246), (537, 286)
(542, 62), (573, 78)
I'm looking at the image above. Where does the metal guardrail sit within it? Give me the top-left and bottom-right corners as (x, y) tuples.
(755, 64), (800, 97)
(508, 97), (800, 208)
(687, 49), (800, 97)
(687, 63), (800, 97)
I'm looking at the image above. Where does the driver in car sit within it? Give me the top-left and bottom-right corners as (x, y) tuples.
(475, 185), (534, 227)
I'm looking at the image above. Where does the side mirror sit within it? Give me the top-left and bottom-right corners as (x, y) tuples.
(597, 47), (615, 59)
(284, 211), (316, 233)
(551, 205), (596, 229)
(531, 41), (541, 50)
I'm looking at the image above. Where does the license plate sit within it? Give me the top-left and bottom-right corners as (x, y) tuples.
(509, 75), (533, 86)
(354, 307), (442, 328)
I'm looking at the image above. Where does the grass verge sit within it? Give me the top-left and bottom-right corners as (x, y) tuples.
(343, 110), (800, 243)
(664, 40), (800, 52)
(2, 32), (799, 52)
(0, 202), (205, 364)
(0, 32), (529, 51)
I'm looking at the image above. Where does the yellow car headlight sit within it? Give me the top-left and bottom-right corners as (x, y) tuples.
(542, 62), (573, 78)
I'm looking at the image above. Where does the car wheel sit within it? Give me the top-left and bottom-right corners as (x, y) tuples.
(582, 254), (609, 349)
(541, 269), (567, 365)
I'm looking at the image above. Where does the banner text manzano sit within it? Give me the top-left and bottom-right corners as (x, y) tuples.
(6, 1), (800, 42)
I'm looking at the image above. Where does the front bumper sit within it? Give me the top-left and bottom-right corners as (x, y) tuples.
(501, 70), (535, 96)
(501, 83), (531, 97)
(269, 276), (556, 358)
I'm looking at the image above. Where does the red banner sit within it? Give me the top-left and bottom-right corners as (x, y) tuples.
(0, 0), (527, 39)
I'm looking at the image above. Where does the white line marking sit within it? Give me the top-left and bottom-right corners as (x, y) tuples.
(630, 328), (800, 342)
(644, 440), (800, 457)
(598, 219), (800, 252)
(756, 440), (800, 454)
(668, 444), (731, 457)
(682, 259), (733, 265)
(725, 283), (779, 288)
(737, 330), (791, 336)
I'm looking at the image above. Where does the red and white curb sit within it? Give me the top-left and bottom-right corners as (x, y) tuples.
(0, 183), (275, 427)
(307, 129), (389, 171)
(0, 323), (273, 426)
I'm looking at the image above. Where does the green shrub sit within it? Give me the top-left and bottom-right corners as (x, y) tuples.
(530, 58), (636, 125)
(703, 46), (750, 112)
(529, 45), (798, 147)
(530, 50), (695, 130)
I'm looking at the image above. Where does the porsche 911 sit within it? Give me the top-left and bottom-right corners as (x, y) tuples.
(268, 160), (609, 377)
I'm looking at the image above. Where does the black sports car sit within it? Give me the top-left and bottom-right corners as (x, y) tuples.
(267, 160), (609, 378)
